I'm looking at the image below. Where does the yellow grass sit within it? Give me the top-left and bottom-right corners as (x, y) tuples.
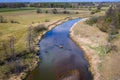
(0, 8), (92, 60)
(71, 17), (120, 80)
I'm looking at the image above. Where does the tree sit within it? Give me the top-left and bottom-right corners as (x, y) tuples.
(105, 5), (119, 34)
(105, 5), (113, 19)
(45, 10), (48, 13)
(0, 15), (7, 23)
(52, 8), (58, 14)
(2, 41), (8, 57)
(97, 4), (102, 10)
(9, 36), (15, 60)
(37, 9), (42, 14)
(27, 26), (33, 52)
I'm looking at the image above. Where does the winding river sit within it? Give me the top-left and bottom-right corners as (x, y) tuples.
(25, 18), (92, 80)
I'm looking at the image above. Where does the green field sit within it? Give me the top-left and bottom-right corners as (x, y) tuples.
(0, 7), (37, 12)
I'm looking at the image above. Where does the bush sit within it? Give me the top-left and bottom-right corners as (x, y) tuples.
(45, 10), (48, 13)
(0, 16), (7, 23)
(105, 17), (111, 23)
(76, 12), (79, 14)
(45, 19), (50, 22)
(97, 16), (109, 32)
(91, 9), (100, 14)
(97, 44), (111, 55)
(86, 17), (97, 26)
(37, 9), (42, 14)
(33, 24), (47, 33)
(88, 7), (92, 11)
(10, 20), (19, 24)
(91, 11), (95, 14)
(63, 10), (70, 14)
(52, 9), (58, 14)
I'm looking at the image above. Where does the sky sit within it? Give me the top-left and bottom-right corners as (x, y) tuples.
(0, 0), (120, 2)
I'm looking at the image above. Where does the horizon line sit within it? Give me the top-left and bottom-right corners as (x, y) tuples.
(0, 1), (120, 3)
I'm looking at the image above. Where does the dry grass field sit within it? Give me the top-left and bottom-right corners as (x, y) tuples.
(0, 8), (92, 58)
(71, 17), (120, 80)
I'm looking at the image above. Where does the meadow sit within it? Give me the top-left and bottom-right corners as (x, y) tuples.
(0, 6), (110, 80)
(0, 7), (93, 79)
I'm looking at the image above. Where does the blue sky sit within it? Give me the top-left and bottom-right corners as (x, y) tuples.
(0, 0), (120, 2)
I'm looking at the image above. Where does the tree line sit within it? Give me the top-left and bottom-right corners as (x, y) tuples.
(0, 2), (28, 8)
(0, 2), (96, 8)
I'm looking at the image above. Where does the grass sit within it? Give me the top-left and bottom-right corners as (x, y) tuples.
(0, 11), (69, 54)
(0, 7), (106, 79)
(0, 7), (37, 13)
(100, 48), (120, 80)
(0, 7), (93, 79)
(72, 13), (120, 80)
(89, 44), (111, 55)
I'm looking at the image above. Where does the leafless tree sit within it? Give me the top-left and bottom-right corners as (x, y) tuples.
(2, 41), (8, 57)
(27, 26), (33, 52)
(9, 36), (15, 59)
(97, 4), (102, 10)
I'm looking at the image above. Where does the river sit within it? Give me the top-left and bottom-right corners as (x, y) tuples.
(25, 18), (92, 80)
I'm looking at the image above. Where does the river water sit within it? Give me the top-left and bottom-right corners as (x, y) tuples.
(25, 18), (92, 80)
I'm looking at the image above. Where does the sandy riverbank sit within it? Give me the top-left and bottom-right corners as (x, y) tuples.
(70, 18), (108, 80)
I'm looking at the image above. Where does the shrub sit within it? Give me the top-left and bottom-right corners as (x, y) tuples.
(90, 43), (112, 55)
(105, 17), (111, 23)
(91, 11), (95, 14)
(37, 9), (42, 14)
(76, 12), (79, 14)
(91, 9), (100, 14)
(45, 10), (48, 13)
(10, 20), (19, 24)
(97, 16), (109, 32)
(0, 16), (7, 23)
(63, 10), (70, 14)
(32, 21), (34, 24)
(52, 9), (58, 14)
(97, 44), (111, 55)
(0, 16), (4, 23)
(45, 19), (50, 22)
(86, 17), (97, 26)
(88, 7), (92, 11)
(33, 24), (47, 33)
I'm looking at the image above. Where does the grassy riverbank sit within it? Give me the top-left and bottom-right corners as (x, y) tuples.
(70, 18), (120, 80)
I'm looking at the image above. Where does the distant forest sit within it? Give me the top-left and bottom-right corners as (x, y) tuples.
(0, 2), (119, 8)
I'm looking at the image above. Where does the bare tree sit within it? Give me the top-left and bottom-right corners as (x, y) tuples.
(9, 36), (15, 59)
(52, 8), (58, 14)
(27, 26), (33, 52)
(97, 4), (102, 10)
(2, 41), (8, 57)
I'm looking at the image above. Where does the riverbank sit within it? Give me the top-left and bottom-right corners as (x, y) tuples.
(70, 18), (108, 80)
(0, 7), (91, 79)
(8, 17), (75, 80)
